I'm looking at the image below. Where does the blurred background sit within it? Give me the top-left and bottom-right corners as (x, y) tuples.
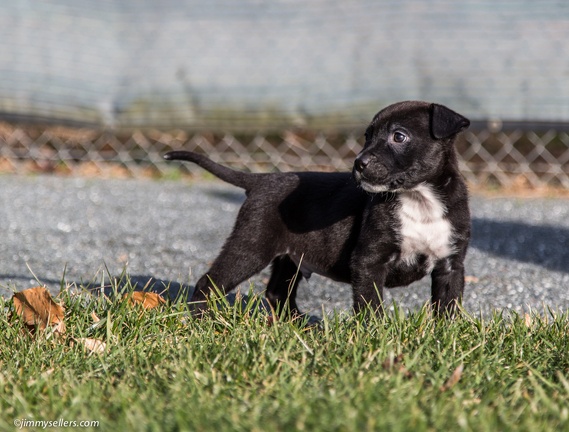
(0, 0), (568, 189)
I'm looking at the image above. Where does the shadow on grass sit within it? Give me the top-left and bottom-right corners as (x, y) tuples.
(0, 272), (320, 323)
(84, 275), (321, 324)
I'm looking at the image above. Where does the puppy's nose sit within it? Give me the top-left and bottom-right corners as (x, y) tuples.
(354, 154), (371, 172)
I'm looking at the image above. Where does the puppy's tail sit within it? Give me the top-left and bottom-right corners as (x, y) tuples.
(163, 151), (256, 190)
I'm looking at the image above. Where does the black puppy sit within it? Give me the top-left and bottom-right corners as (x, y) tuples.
(164, 101), (470, 316)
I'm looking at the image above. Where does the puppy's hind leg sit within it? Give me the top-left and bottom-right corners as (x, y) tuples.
(266, 255), (303, 316)
(191, 241), (275, 313)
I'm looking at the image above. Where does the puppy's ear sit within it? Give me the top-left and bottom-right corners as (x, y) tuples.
(430, 104), (470, 139)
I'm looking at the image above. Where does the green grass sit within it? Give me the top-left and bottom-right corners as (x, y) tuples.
(1, 282), (569, 432)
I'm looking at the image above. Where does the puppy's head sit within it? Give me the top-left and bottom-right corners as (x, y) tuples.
(353, 101), (469, 193)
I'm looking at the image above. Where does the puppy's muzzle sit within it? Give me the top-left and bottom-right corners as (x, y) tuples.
(354, 153), (380, 176)
(354, 154), (405, 191)
(353, 153), (387, 182)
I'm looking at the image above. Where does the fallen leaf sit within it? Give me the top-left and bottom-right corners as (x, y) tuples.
(90, 311), (101, 323)
(464, 276), (479, 283)
(382, 353), (413, 379)
(124, 291), (166, 309)
(266, 315), (276, 327)
(12, 287), (65, 334)
(75, 338), (106, 354)
(440, 363), (464, 391)
(382, 353), (404, 370)
(52, 320), (66, 335)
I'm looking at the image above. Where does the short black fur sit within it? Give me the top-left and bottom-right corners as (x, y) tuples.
(164, 101), (471, 317)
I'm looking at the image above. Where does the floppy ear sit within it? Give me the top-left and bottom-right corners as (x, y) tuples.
(430, 104), (470, 139)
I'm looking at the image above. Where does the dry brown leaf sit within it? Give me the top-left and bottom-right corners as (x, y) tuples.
(381, 354), (413, 379)
(440, 363), (464, 391)
(12, 287), (65, 334)
(90, 311), (101, 323)
(52, 320), (66, 335)
(382, 353), (404, 370)
(124, 291), (166, 310)
(524, 313), (532, 328)
(76, 338), (106, 354)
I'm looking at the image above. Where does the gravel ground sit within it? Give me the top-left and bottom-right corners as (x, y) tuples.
(1, 174), (569, 317)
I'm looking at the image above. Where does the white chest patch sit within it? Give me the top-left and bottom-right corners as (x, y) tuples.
(397, 184), (454, 271)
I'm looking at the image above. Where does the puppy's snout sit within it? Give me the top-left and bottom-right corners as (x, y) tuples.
(354, 154), (372, 173)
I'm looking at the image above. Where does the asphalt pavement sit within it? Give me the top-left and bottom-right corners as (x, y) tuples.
(1, 174), (568, 317)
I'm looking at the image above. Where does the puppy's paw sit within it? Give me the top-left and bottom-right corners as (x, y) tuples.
(188, 300), (209, 319)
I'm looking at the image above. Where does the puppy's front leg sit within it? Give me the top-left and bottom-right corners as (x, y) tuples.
(430, 257), (465, 316)
(351, 262), (388, 314)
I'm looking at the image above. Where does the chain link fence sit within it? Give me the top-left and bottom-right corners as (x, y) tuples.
(1, 2), (569, 189)
(1, 122), (569, 189)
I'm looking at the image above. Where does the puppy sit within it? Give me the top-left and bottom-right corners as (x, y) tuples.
(164, 101), (470, 316)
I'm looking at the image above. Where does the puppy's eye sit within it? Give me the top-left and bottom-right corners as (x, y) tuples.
(392, 131), (407, 143)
